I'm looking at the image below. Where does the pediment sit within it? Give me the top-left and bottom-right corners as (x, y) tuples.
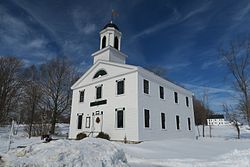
(72, 61), (138, 89)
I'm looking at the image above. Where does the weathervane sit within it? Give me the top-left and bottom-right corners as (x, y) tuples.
(111, 9), (118, 23)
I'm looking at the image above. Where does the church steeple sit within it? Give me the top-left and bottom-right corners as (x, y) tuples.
(92, 21), (127, 64)
(99, 21), (121, 51)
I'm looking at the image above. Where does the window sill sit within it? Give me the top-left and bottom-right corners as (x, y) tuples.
(116, 93), (125, 97)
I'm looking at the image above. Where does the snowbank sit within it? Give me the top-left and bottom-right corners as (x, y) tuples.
(3, 138), (128, 167)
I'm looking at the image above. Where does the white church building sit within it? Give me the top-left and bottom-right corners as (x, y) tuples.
(69, 22), (195, 142)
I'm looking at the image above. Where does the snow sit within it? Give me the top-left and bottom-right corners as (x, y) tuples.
(2, 138), (128, 167)
(1, 124), (250, 167)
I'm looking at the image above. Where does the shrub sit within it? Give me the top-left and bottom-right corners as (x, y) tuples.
(96, 132), (110, 140)
(76, 132), (87, 140)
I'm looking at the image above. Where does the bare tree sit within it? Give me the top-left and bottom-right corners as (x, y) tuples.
(193, 97), (212, 137)
(40, 57), (76, 134)
(0, 56), (23, 124)
(223, 104), (241, 139)
(220, 39), (250, 125)
(21, 65), (43, 138)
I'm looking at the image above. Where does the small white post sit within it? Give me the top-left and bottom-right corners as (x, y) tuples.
(8, 120), (15, 151)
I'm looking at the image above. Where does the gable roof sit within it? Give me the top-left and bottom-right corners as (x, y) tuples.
(72, 60), (193, 96)
(71, 60), (138, 89)
(208, 114), (224, 119)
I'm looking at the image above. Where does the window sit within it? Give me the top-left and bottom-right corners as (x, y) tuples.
(161, 113), (166, 129)
(93, 70), (107, 79)
(117, 79), (125, 95)
(116, 109), (124, 128)
(102, 36), (106, 49)
(96, 85), (102, 99)
(176, 115), (180, 130)
(144, 109), (150, 128)
(188, 118), (191, 130)
(174, 92), (178, 103)
(143, 79), (149, 94)
(186, 97), (189, 107)
(114, 36), (119, 49)
(159, 86), (164, 99)
(86, 117), (90, 128)
(77, 115), (83, 129)
(79, 90), (85, 102)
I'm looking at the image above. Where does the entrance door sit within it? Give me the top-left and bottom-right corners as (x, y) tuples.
(92, 111), (103, 133)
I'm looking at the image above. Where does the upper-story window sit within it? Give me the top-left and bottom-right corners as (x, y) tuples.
(114, 36), (119, 50)
(93, 70), (107, 79)
(174, 91), (178, 103)
(116, 79), (125, 95)
(79, 90), (85, 102)
(102, 36), (106, 49)
(96, 85), (102, 99)
(186, 97), (189, 107)
(159, 86), (164, 99)
(143, 79), (149, 94)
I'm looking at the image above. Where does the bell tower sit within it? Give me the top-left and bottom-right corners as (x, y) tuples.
(92, 21), (127, 64)
(99, 21), (121, 51)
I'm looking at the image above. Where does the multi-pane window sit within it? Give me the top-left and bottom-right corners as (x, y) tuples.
(186, 97), (189, 107)
(188, 117), (191, 130)
(96, 85), (102, 99)
(159, 86), (164, 99)
(77, 115), (83, 129)
(117, 79), (125, 95)
(86, 117), (90, 128)
(176, 115), (180, 130)
(144, 109), (150, 128)
(143, 79), (149, 94)
(174, 92), (178, 103)
(116, 109), (124, 128)
(79, 90), (85, 102)
(161, 113), (166, 129)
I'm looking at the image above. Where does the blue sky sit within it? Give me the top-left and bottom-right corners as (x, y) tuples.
(1, 0), (250, 112)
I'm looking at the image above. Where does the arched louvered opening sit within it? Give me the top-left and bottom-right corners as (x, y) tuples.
(114, 36), (119, 50)
(102, 36), (106, 49)
(93, 69), (107, 79)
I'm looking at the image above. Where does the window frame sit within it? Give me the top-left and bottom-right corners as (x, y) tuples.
(186, 97), (189, 107)
(77, 114), (83, 129)
(159, 86), (164, 99)
(161, 113), (166, 129)
(93, 70), (107, 79)
(144, 109), (150, 128)
(116, 78), (125, 95)
(143, 79), (149, 94)
(79, 90), (85, 103)
(174, 92), (178, 104)
(116, 108), (124, 128)
(85, 116), (91, 128)
(176, 115), (180, 130)
(96, 85), (103, 99)
(188, 117), (191, 130)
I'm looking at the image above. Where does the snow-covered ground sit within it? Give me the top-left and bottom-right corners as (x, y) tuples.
(1, 124), (250, 167)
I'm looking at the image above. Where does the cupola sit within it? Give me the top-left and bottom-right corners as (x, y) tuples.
(92, 21), (127, 64)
